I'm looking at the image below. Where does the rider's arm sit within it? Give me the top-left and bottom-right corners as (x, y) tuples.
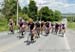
(33, 25), (36, 30)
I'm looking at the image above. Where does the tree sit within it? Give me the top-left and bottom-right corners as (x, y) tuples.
(22, 7), (28, 14)
(1, 0), (21, 20)
(49, 9), (54, 21)
(28, 0), (38, 21)
(54, 10), (62, 21)
(39, 6), (54, 21)
(67, 16), (75, 22)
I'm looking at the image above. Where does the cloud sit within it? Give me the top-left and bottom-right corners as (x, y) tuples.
(19, 0), (29, 8)
(0, 0), (75, 13)
(18, 0), (75, 13)
(61, 4), (75, 13)
(0, 0), (3, 2)
(34, 0), (75, 13)
(0, 0), (4, 9)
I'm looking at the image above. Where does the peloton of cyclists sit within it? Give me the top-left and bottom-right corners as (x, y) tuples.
(8, 17), (66, 38)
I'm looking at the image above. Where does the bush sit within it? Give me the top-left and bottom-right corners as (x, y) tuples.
(67, 16), (75, 22)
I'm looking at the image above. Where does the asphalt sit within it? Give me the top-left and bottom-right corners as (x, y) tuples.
(0, 18), (75, 52)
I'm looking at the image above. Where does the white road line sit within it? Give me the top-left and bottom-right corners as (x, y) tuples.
(62, 18), (72, 52)
(64, 34), (72, 52)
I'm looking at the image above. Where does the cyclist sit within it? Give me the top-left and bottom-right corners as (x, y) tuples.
(45, 21), (50, 35)
(51, 22), (55, 33)
(55, 22), (59, 35)
(58, 23), (62, 34)
(8, 18), (14, 34)
(18, 17), (26, 37)
(35, 21), (40, 38)
(28, 19), (36, 42)
(61, 23), (66, 37)
(40, 21), (45, 35)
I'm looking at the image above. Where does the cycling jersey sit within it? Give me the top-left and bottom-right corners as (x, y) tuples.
(41, 23), (44, 27)
(51, 23), (54, 27)
(18, 20), (25, 27)
(55, 23), (59, 29)
(36, 22), (40, 27)
(10, 22), (13, 26)
(45, 22), (49, 27)
(62, 24), (65, 29)
(28, 22), (35, 30)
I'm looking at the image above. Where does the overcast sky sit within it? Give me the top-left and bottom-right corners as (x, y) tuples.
(0, 0), (75, 13)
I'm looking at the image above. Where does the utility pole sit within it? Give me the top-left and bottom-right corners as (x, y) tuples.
(17, 0), (18, 25)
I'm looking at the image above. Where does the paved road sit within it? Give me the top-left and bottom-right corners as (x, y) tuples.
(0, 29), (75, 52)
(0, 18), (75, 52)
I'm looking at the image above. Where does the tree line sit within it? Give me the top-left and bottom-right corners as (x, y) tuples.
(0, 0), (62, 22)
(67, 16), (75, 22)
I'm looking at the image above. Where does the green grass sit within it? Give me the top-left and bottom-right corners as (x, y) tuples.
(0, 25), (18, 32)
(0, 18), (8, 32)
(0, 18), (17, 32)
(67, 22), (75, 30)
(0, 25), (8, 32)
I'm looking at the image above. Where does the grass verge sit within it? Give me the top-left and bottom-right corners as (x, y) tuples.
(67, 22), (75, 30)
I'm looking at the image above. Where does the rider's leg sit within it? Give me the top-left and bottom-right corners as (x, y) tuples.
(51, 27), (54, 33)
(55, 28), (58, 35)
(31, 34), (34, 41)
(38, 28), (40, 36)
(11, 26), (14, 34)
(30, 30), (35, 42)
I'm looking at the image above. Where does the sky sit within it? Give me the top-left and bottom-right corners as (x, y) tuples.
(0, 0), (4, 9)
(0, 0), (75, 13)
(18, 0), (75, 13)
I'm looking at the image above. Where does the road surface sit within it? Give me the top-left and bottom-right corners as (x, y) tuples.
(0, 19), (75, 52)
(0, 29), (75, 52)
